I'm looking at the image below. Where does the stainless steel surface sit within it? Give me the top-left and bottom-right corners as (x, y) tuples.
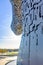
(10, 0), (43, 65)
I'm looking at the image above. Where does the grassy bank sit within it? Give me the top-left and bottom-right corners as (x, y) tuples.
(0, 49), (18, 56)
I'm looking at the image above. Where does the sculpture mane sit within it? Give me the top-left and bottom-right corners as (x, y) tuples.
(10, 0), (23, 35)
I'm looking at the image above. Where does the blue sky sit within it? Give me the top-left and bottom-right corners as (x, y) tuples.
(0, 0), (22, 49)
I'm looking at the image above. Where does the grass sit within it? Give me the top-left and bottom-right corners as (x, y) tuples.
(0, 49), (18, 56)
(6, 51), (18, 56)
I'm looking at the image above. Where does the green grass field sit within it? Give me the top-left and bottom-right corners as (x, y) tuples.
(0, 49), (18, 56)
